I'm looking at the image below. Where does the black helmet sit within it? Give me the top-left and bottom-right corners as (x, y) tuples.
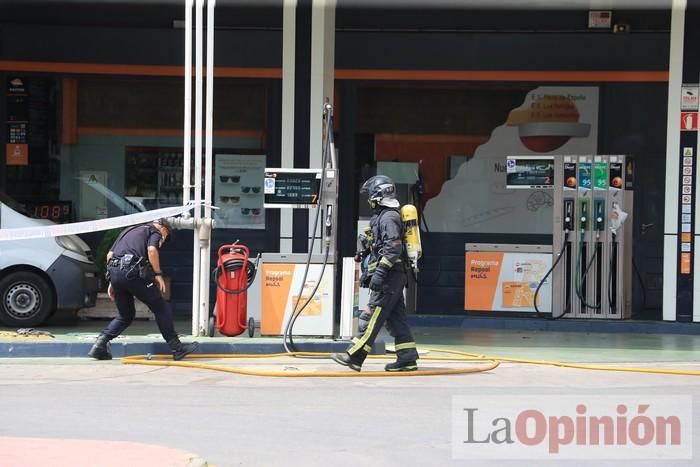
(360, 175), (399, 208)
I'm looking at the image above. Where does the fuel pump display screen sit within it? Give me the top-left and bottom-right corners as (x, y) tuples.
(505, 156), (555, 189)
(263, 169), (322, 208)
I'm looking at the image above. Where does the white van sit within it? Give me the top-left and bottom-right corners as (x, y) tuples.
(0, 193), (99, 327)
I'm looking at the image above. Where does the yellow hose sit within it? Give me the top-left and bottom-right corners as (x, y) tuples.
(442, 348), (700, 376)
(120, 347), (700, 377)
(121, 350), (499, 377)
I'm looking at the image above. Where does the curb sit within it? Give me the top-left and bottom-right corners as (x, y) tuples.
(0, 339), (385, 358)
(408, 315), (700, 335)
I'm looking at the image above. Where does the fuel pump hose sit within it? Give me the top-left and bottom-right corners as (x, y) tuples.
(533, 232), (570, 319)
(283, 104), (334, 354)
(575, 230), (602, 310)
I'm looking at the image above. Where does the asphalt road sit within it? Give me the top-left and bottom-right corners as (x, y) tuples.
(1, 357), (700, 466)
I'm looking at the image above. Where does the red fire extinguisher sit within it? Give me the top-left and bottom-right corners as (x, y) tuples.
(211, 243), (259, 337)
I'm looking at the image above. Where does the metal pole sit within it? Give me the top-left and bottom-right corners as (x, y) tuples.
(191, 0), (204, 336)
(183, 0), (193, 206)
(199, 0), (216, 335)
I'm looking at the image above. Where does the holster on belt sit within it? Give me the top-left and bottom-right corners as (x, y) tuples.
(107, 254), (155, 281)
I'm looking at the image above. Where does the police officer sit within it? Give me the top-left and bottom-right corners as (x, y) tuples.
(88, 219), (199, 361)
(332, 175), (419, 372)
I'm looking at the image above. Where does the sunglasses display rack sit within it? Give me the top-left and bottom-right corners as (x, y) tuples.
(214, 154), (266, 229)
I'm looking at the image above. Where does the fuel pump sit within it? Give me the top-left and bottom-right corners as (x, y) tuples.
(282, 104), (337, 351)
(258, 104), (340, 350)
(552, 155), (633, 320)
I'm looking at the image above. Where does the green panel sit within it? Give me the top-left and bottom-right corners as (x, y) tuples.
(593, 161), (608, 190)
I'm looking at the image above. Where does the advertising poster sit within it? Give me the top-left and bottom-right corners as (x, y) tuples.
(214, 154), (265, 229)
(79, 171), (108, 220)
(6, 77), (29, 166)
(465, 251), (552, 313)
(425, 86), (599, 234)
(261, 263), (335, 336)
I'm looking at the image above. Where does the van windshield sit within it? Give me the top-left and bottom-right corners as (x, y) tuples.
(0, 191), (31, 216)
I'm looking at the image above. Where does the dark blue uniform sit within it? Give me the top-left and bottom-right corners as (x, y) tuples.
(346, 207), (419, 366)
(111, 224), (162, 259)
(102, 225), (177, 342)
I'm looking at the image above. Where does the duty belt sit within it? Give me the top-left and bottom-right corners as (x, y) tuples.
(108, 254), (143, 270)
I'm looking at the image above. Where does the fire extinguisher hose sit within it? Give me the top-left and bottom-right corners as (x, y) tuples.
(211, 255), (259, 295)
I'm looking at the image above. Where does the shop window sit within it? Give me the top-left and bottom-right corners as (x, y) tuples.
(59, 76), (267, 228)
(119, 148), (266, 230)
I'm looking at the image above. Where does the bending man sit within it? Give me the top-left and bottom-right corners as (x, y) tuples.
(88, 219), (199, 361)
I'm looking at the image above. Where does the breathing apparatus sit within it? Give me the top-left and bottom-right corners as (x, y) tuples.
(400, 204), (422, 273)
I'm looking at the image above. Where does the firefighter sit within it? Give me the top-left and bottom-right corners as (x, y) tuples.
(332, 175), (419, 372)
(88, 219), (199, 361)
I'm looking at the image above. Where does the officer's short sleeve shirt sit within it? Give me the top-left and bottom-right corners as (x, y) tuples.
(112, 225), (163, 258)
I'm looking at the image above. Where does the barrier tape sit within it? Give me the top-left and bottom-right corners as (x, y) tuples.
(0, 203), (200, 241)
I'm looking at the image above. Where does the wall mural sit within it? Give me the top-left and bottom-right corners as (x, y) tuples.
(423, 86), (599, 234)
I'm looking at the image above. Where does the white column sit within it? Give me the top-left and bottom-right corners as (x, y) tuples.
(308, 0), (336, 253)
(183, 0), (193, 206)
(199, 0), (215, 335)
(191, 0), (204, 335)
(663, 0), (686, 321)
(280, 0), (297, 253)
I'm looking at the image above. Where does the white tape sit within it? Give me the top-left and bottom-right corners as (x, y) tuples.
(0, 203), (200, 242)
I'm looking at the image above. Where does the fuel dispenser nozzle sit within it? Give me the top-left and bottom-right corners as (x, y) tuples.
(580, 203), (588, 230)
(324, 204), (333, 244)
(563, 199), (574, 233)
(594, 200), (605, 239)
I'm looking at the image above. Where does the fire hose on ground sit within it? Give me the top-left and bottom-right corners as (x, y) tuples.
(121, 347), (700, 378)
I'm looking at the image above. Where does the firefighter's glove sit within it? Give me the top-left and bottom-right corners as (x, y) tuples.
(369, 265), (389, 291)
(360, 271), (371, 288)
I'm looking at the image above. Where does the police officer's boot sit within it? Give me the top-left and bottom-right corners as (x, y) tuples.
(385, 360), (418, 372)
(88, 333), (113, 360)
(167, 337), (199, 361)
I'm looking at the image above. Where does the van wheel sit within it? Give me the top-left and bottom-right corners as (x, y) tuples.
(0, 272), (54, 327)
